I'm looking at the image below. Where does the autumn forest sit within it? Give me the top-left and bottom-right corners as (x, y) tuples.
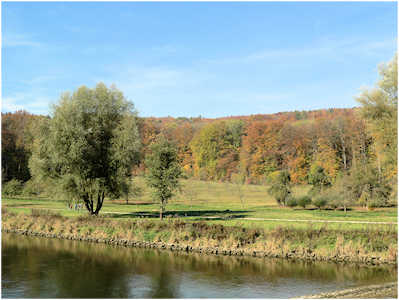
(2, 56), (397, 210)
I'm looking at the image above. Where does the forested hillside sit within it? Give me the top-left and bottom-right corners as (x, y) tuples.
(2, 56), (397, 209)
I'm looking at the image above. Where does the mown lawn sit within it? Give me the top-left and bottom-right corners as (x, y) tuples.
(2, 178), (397, 231)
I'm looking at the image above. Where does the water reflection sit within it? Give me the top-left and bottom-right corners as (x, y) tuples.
(2, 233), (397, 298)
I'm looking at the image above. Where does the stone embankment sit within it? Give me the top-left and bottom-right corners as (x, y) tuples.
(2, 228), (396, 266)
(300, 282), (397, 298)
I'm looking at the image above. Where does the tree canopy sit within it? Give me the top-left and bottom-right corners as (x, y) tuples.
(29, 83), (141, 215)
(145, 137), (182, 219)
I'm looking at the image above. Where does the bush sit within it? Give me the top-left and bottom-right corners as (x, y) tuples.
(286, 197), (297, 208)
(2, 179), (23, 197)
(297, 196), (312, 209)
(22, 179), (44, 196)
(267, 170), (291, 206)
(368, 199), (382, 210)
(313, 196), (327, 210)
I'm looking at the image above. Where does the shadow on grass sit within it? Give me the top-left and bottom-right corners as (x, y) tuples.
(113, 202), (155, 206)
(192, 215), (247, 221)
(3, 203), (38, 208)
(105, 209), (250, 219)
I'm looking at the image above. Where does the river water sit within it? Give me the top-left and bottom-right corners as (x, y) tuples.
(1, 233), (397, 298)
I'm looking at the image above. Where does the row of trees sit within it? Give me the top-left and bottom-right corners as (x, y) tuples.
(138, 108), (364, 184)
(266, 55), (397, 209)
(0, 101), (373, 188)
(2, 55), (397, 215)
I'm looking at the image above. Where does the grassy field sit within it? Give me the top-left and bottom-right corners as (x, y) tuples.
(2, 178), (397, 231)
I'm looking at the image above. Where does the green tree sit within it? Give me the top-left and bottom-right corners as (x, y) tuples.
(190, 121), (242, 181)
(2, 179), (23, 197)
(308, 164), (331, 196)
(267, 170), (291, 206)
(145, 137), (182, 219)
(312, 196), (327, 210)
(1, 111), (39, 183)
(29, 83), (141, 215)
(356, 55), (397, 200)
(328, 173), (357, 213)
(297, 196), (312, 209)
(286, 196), (297, 209)
(346, 166), (392, 208)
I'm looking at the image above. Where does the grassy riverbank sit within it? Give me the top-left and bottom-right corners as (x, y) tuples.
(2, 208), (397, 265)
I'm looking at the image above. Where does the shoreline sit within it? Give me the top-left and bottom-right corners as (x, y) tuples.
(2, 227), (396, 266)
(2, 208), (396, 266)
(300, 282), (398, 298)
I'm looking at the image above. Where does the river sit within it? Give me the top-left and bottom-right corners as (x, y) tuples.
(2, 233), (397, 298)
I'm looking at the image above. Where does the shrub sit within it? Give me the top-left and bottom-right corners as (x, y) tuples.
(328, 200), (339, 210)
(2, 179), (23, 197)
(286, 197), (297, 208)
(267, 170), (291, 206)
(297, 196), (312, 209)
(22, 179), (44, 196)
(368, 199), (381, 210)
(313, 196), (327, 210)
(308, 165), (331, 189)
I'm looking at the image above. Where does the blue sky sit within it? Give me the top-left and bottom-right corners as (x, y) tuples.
(2, 2), (397, 117)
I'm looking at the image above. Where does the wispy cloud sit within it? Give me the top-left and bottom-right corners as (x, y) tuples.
(2, 96), (25, 112)
(21, 75), (57, 85)
(64, 25), (98, 34)
(3, 33), (42, 48)
(97, 64), (213, 92)
(151, 44), (178, 54)
(206, 37), (396, 65)
(2, 93), (52, 115)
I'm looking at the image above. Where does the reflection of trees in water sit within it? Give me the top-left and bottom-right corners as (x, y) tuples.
(146, 255), (179, 298)
(2, 236), (132, 298)
(2, 233), (396, 298)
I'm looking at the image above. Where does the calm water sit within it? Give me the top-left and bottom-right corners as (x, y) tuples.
(2, 233), (397, 298)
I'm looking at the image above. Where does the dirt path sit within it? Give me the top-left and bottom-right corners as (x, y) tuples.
(5, 205), (397, 225)
(238, 217), (397, 225)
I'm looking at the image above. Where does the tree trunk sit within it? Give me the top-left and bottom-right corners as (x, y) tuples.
(83, 191), (105, 215)
(94, 191), (105, 215)
(160, 200), (164, 220)
(342, 144), (347, 170)
(351, 141), (357, 170)
(377, 153), (382, 182)
(83, 194), (94, 214)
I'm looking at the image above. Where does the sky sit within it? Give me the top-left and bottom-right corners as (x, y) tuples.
(2, 1), (397, 118)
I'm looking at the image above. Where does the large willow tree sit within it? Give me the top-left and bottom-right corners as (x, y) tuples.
(30, 83), (141, 215)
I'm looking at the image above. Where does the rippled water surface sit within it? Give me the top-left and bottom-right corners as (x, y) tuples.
(2, 233), (397, 298)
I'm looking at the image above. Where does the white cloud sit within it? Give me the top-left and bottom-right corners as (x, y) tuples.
(151, 44), (178, 54)
(1, 96), (25, 112)
(21, 75), (57, 85)
(3, 33), (42, 48)
(96, 65), (214, 94)
(205, 37), (396, 65)
(2, 92), (53, 115)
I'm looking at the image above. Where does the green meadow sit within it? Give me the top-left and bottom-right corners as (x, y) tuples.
(3, 178), (397, 231)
